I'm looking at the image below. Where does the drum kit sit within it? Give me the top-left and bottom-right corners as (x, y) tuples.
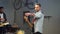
(16, 30), (25, 34)
(0, 22), (25, 34)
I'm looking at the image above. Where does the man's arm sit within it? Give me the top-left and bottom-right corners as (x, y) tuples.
(24, 16), (33, 28)
(3, 13), (7, 21)
(32, 13), (42, 19)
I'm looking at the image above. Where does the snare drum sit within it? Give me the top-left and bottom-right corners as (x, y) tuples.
(16, 30), (25, 34)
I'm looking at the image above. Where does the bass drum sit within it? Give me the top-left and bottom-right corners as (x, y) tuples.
(16, 30), (25, 34)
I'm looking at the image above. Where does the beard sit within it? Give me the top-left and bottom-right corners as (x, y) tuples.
(35, 10), (39, 12)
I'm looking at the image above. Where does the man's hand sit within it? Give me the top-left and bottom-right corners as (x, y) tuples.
(24, 16), (33, 28)
(0, 18), (5, 21)
(31, 13), (35, 16)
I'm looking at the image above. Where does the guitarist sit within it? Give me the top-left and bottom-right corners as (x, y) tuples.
(0, 7), (7, 34)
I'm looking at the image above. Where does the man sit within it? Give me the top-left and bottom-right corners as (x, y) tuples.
(31, 3), (44, 34)
(23, 11), (33, 34)
(0, 7), (7, 23)
(23, 11), (33, 28)
(0, 7), (7, 34)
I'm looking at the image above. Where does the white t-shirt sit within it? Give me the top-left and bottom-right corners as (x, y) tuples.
(0, 13), (4, 22)
(34, 10), (44, 33)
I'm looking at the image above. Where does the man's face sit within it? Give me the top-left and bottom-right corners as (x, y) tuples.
(0, 8), (3, 13)
(34, 5), (41, 12)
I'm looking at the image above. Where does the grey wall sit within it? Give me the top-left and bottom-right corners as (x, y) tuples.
(0, 0), (60, 34)
(0, 0), (14, 25)
(41, 0), (60, 34)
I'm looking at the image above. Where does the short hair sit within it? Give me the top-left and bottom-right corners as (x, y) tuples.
(24, 11), (30, 14)
(0, 7), (4, 9)
(23, 11), (30, 16)
(35, 3), (41, 7)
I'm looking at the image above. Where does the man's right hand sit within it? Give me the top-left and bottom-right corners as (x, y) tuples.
(31, 13), (35, 16)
